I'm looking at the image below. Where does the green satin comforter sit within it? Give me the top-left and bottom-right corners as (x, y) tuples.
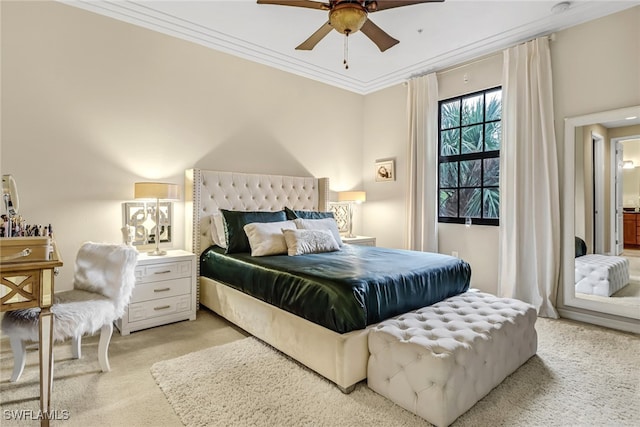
(200, 245), (471, 334)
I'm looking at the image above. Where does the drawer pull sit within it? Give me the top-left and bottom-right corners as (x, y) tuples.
(154, 305), (171, 311)
(154, 270), (172, 275)
(154, 287), (171, 293)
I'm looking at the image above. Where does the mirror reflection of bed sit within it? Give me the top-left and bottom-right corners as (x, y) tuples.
(571, 106), (640, 323)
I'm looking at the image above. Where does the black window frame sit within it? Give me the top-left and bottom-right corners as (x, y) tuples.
(438, 86), (501, 226)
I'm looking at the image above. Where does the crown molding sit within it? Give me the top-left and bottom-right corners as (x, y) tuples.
(60, 1), (638, 95)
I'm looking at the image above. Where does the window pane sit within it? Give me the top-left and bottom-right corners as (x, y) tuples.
(485, 121), (501, 151)
(437, 87), (501, 225)
(483, 158), (499, 186)
(439, 162), (458, 188)
(439, 190), (458, 217)
(460, 189), (482, 218)
(486, 89), (502, 121)
(462, 124), (483, 154)
(460, 160), (481, 187)
(441, 129), (460, 155)
(483, 188), (500, 219)
(440, 100), (460, 129)
(461, 94), (483, 125)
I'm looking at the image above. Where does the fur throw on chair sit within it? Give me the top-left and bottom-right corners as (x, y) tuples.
(1, 242), (138, 342)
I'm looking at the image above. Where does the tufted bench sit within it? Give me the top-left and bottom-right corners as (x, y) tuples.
(367, 291), (537, 427)
(574, 254), (629, 297)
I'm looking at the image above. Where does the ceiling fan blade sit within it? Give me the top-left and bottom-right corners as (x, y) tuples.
(360, 19), (399, 52)
(296, 22), (334, 50)
(257, 0), (330, 10)
(367, 0), (444, 12)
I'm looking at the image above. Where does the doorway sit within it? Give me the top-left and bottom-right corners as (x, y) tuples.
(592, 132), (605, 254)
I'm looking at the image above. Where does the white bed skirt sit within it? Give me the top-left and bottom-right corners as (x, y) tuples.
(199, 276), (371, 392)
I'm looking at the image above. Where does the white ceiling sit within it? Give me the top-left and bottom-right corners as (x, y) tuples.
(61, 0), (639, 94)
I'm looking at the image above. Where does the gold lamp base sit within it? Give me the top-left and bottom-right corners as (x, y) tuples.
(147, 248), (167, 256)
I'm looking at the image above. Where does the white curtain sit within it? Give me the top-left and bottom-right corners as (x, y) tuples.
(406, 73), (439, 252)
(499, 37), (560, 318)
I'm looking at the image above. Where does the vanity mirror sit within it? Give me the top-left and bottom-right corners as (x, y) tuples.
(563, 105), (640, 331)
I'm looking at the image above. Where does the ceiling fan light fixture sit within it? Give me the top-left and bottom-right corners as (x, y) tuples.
(330, 4), (368, 34)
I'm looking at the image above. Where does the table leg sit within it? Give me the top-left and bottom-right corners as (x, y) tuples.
(39, 309), (54, 427)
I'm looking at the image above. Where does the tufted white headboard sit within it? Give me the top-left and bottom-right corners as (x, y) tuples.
(185, 169), (329, 259)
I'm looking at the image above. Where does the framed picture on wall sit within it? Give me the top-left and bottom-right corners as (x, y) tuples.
(375, 159), (395, 182)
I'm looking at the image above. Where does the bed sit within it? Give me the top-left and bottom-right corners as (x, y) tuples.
(185, 168), (471, 392)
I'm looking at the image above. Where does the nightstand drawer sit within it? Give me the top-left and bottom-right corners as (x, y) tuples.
(128, 294), (191, 322)
(353, 240), (375, 246)
(135, 261), (191, 284)
(342, 236), (376, 246)
(130, 277), (191, 303)
(116, 249), (196, 335)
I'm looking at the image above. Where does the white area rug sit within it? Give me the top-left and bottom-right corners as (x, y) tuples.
(151, 318), (640, 427)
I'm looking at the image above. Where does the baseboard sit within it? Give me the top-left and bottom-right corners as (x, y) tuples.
(558, 308), (640, 334)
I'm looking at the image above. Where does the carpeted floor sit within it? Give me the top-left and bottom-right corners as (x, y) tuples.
(151, 317), (640, 427)
(0, 310), (248, 426)
(1, 311), (638, 426)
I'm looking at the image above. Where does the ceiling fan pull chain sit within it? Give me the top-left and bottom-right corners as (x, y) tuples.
(344, 32), (349, 70)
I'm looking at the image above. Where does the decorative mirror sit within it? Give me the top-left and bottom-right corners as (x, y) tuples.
(2, 175), (19, 216)
(329, 202), (350, 234)
(122, 202), (172, 247)
(563, 105), (640, 329)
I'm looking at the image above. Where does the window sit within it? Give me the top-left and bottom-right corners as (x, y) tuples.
(438, 87), (501, 226)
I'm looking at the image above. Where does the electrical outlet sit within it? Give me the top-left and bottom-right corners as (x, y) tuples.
(452, 251), (459, 257)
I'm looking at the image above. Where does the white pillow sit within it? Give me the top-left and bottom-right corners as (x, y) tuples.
(293, 218), (343, 246)
(243, 220), (296, 257)
(282, 229), (340, 256)
(209, 213), (227, 248)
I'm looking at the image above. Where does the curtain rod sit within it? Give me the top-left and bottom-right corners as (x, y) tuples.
(406, 33), (556, 81)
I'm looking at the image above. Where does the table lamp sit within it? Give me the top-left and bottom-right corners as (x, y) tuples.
(134, 182), (179, 256)
(338, 191), (366, 238)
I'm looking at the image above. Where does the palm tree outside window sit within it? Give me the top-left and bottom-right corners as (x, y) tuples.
(438, 87), (501, 226)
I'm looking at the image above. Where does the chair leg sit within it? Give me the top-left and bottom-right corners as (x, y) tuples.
(98, 323), (113, 372)
(9, 336), (27, 382)
(72, 335), (82, 359)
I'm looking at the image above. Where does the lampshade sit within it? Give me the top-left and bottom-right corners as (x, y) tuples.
(338, 191), (366, 203)
(134, 182), (179, 200)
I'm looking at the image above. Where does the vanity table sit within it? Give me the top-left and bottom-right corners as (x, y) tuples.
(0, 240), (62, 427)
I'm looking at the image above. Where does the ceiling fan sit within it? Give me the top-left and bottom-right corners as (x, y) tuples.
(257, 1), (444, 57)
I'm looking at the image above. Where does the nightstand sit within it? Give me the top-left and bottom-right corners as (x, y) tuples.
(342, 236), (376, 246)
(116, 249), (196, 335)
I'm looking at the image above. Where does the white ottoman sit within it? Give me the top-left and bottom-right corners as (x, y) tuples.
(367, 292), (537, 427)
(575, 254), (629, 296)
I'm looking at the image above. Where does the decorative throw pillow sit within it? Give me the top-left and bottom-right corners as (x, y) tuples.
(282, 229), (340, 256)
(244, 220), (296, 257)
(220, 209), (287, 254)
(293, 217), (343, 246)
(284, 207), (335, 220)
(209, 213), (227, 248)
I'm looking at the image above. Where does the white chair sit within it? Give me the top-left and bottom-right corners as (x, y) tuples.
(1, 242), (138, 382)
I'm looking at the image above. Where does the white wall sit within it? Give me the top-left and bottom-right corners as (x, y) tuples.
(1, 1), (364, 290)
(361, 6), (639, 295)
(2, 1), (638, 300)
(362, 54), (502, 293)
(552, 6), (639, 311)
